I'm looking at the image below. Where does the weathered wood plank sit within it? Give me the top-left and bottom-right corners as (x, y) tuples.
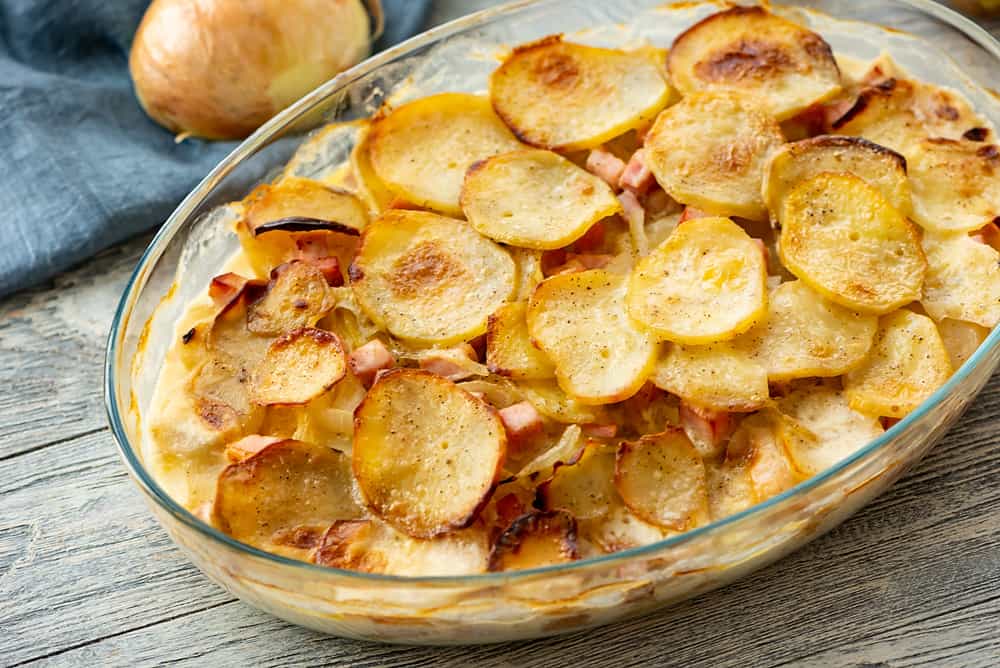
(7, 379), (1000, 667)
(0, 234), (151, 460)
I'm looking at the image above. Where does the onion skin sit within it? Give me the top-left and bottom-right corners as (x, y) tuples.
(129, 0), (373, 140)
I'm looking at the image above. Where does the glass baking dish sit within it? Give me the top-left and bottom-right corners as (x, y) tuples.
(105, 0), (1000, 644)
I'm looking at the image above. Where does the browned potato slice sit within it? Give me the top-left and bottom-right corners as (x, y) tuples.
(489, 36), (671, 151)
(213, 439), (362, 554)
(762, 135), (911, 218)
(353, 370), (506, 538)
(581, 503), (674, 554)
(705, 456), (755, 521)
(668, 6), (841, 121)
(527, 269), (659, 404)
(461, 149), (621, 249)
(368, 93), (524, 215)
(247, 261), (336, 335)
(250, 328), (347, 406)
(190, 358), (262, 435)
(487, 510), (579, 571)
(845, 310), (953, 418)
(727, 412), (799, 502)
(614, 430), (709, 531)
(349, 210), (516, 344)
(627, 217), (767, 344)
(908, 139), (1000, 233)
(486, 301), (555, 380)
(651, 342), (768, 412)
(778, 173), (925, 314)
(937, 318), (990, 369)
(644, 92), (784, 221)
(777, 382), (884, 477)
(244, 176), (368, 235)
(744, 281), (878, 381)
(313, 520), (490, 576)
(518, 380), (610, 424)
(921, 232), (1000, 327)
(537, 443), (616, 520)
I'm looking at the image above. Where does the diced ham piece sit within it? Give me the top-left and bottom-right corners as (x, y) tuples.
(618, 190), (645, 229)
(619, 149), (655, 196)
(585, 148), (626, 188)
(582, 423), (618, 439)
(225, 435), (284, 463)
(306, 256), (344, 287)
(678, 206), (711, 224)
(680, 401), (732, 457)
(499, 401), (544, 446)
(349, 340), (396, 386)
(419, 344), (479, 381)
(208, 272), (250, 307)
(573, 221), (606, 253)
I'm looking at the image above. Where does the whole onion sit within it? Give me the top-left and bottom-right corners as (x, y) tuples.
(129, 0), (379, 140)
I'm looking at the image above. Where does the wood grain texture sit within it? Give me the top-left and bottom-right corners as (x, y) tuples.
(2, 3), (1000, 668)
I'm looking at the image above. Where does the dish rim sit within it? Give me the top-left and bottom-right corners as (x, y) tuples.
(105, 0), (1000, 586)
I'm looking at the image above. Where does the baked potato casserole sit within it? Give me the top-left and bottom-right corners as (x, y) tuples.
(145, 6), (1000, 576)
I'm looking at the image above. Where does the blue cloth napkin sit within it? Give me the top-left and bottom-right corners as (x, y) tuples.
(0, 0), (431, 296)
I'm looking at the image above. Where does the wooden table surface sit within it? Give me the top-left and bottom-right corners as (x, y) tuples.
(3, 2), (1000, 666)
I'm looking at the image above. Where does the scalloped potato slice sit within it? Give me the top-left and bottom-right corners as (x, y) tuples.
(581, 502), (673, 554)
(778, 173), (925, 314)
(461, 149), (621, 249)
(651, 342), (768, 412)
(845, 310), (952, 418)
(908, 139), (1000, 233)
(250, 328), (347, 406)
(349, 210), (516, 344)
(627, 217), (767, 344)
(704, 456), (755, 521)
(614, 430), (709, 531)
(727, 412), (799, 501)
(213, 439), (362, 555)
(668, 6), (841, 121)
(486, 301), (555, 380)
(745, 281), (878, 381)
(353, 370), (506, 538)
(489, 36), (671, 151)
(777, 383), (884, 477)
(247, 261), (336, 336)
(644, 92), (784, 221)
(244, 176), (369, 235)
(921, 232), (1000, 327)
(937, 318), (990, 370)
(487, 510), (579, 571)
(367, 93), (523, 215)
(537, 443), (615, 521)
(313, 520), (489, 576)
(763, 135), (911, 218)
(527, 270), (658, 404)
(518, 380), (609, 424)
(350, 123), (395, 215)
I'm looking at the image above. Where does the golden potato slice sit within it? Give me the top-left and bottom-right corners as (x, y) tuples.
(367, 93), (523, 215)
(777, 382), (884, 477)
(489, 36), (671, 151)
(845, 310), (953, 418)
(349, 210), (516, 344)
(213, 439), (362, 553)
(778, 172), (925, 314)
(537, 443), (615, 521)
(668, 6), (841, 121)
(486, 301), (555, 380)
(644, 92), (784, 221)
(244, 176), (369, 235)
(250, 328), (347, 406)
(461, 149), (621, 249)
(921, 232), (1000, 327)
(527, 269), (659, 404)
(744, 281), (878, 381)
(937, 318), (990, 370)
(350, 123), (395, 215)
(312, 519), (489, 576)
(833, 77), (987, 153)
(518, 380), (610, 424)
(190, 358), (262, 435)
(907, 139), (1000, 233)
(353, 370), (506, 538)
(627, 217), (767, 344)
(614, 430), (709, 531)
(762, 135), (911, 218)
(487, 510), (579, 571)
(247, 261), (336, 336)
(727, 412), (799, 501)
(651, 342), (768, 412)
